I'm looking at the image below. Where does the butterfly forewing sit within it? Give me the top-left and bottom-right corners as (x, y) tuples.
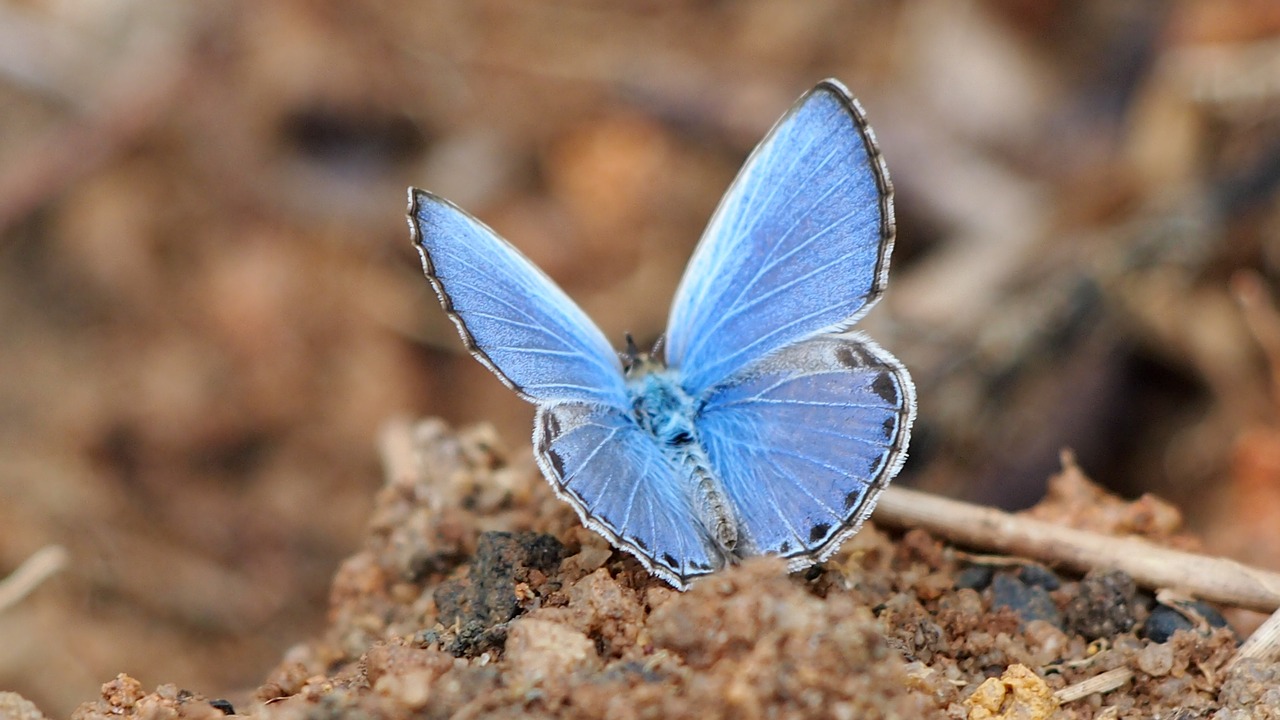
(695, 335), (915, 566)
(665, 80), (895, 395)
(534, 402), (722, 588)
(409, 189), (627, 406)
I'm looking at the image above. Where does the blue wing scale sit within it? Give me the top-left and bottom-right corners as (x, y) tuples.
(697, 334), (915, 565)
(534, 403), (723, 588)
(666, 79), (895, 395)
(409, 189), (627, 407)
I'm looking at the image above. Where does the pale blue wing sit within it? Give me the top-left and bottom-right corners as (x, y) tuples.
(666, 79), (895, 395)
(695, 334), (915, 565)
(409, 189), (626, 406)
(534, 402), (723, 589)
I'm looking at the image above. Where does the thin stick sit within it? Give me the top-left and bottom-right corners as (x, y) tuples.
(1230, 605), (1280, 668)
(0, 545), (68, 613)
(872, 486), (1280, 613)
(1054, 667), (1133, 703)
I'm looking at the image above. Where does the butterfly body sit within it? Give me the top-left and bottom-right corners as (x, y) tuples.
(409, 79), (916, 590)
(625, 362), (741, 557)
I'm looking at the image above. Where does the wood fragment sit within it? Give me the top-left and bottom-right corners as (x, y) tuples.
(0, 545), (68, 613)
(872, 486), (1280, 613)
(1054, 667), (1133, 703)
(1230, 605), (1280, 668)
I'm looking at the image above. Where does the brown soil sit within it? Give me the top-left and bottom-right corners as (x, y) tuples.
(59, 421), (1278, 719)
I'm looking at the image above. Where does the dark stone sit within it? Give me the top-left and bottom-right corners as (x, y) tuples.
(1064, 570), (1138, 640)
(990, 571), (1063, 628)
(445, 620), (509, 658)
(1016, 564), (1061, 591)
(601, 660), (667, 684)
(208, 699), (235, 715)
(954, 565), (994, 590)
(1142, 604), (1193, 643)
(1142, 600), (1232, 643)
(431, 531), (566, 657)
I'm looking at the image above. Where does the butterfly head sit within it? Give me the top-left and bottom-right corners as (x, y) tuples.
(622, 333), (667, 379)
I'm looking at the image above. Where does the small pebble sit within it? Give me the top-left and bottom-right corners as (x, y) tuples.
(1141, 600), (1230, 643)
(1136, 643), (1175, 677)
(990, 572), (1063, 628)
(1063, 570), (1137, 640)
(1022, 620), (1070, 666)
(955, 565), (994, 590)
(1016, 564), (1061, 591)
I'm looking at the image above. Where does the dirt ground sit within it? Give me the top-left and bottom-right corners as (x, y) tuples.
(3, 1), (1280, 718)
(49, 422), (1280, 718)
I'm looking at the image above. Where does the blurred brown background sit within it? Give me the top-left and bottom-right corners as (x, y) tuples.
(2, 0), (1280, 715)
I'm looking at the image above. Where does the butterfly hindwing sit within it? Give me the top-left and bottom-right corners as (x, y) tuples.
(665, 80), (895, 395)
(534, 402), (723, 588)
(409, 189), (627, 406)
(695, 334), (915, 566)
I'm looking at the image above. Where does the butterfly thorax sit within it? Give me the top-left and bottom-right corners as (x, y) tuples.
(625, 362), (740, 558)
(625, 362), (696, 446)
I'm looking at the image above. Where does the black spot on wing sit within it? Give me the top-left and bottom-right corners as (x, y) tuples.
(871, 374), (898, 405)
(809, 522), (831, 543)
(633, 535), (649, 552)
(541, 411), (562, 438)
(835, 344), (870, 369)
(537, 413), (567, 478)
(882, 417), (896, 440)
(779, 540), (792, 554)
(844, 489), (864, 511)
(662, 552), (678, 570)
(546, 448), (566, 480)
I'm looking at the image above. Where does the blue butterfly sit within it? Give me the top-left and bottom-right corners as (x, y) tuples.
(408, 79), (916, 590)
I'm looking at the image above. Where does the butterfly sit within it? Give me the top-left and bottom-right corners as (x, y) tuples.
(407, 79), (915, 590)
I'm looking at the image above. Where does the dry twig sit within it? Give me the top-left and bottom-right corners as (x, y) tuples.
(0, 545), (68, 613)
(1054, 667), (1133, 703)
(1230, 605), (1280, 668)
(875, 485), (1280, 671)
(872, 485), (1280, 613)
